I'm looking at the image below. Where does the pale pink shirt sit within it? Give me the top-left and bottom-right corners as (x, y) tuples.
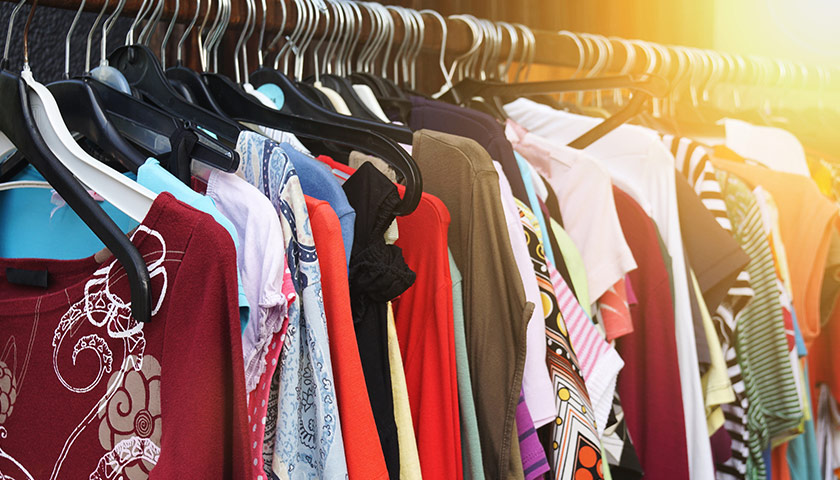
(206, 170), (291, 393)
(505, 120), (637, 304)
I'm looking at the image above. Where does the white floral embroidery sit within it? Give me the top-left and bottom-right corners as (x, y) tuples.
(47, 226), (168, 480)
(89, 437), (161, 480)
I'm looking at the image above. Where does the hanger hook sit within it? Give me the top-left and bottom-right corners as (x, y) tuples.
(490, 20), (504, 80)
(344, 1), (362, 76)
(609, 37), (636, 106)
(3, 0), (27, 70)
(472, 18), (488, 80)
(406, 8), (424, 89)
(215, 0), (233, 72)
(243, 0), (259, 82)
(244, 0), (258, 82)
(496, 21), (517, 81)
(478, 19), (498, 81)
(582, 33), (608, 78)
(23, 0), (38, 69)
(160, 0), (180, 67)
(265, 0), (289, 61)
(421, 9), (451, 92)
(385, 6), (407, 83)
(203, 0), (218, 69)
(408, 7), (423, 84)
(448, 14), (481, 82)
(512, 23), (530, 81)
(98, 0), (126, 67)
(274, 0), (303, 73)
(356, 1), (377, 73)
(333, 0), (349, 76)
(255, 0), (267, 67)
(311, 0), (333, 82)
(64, 0), (86, 79)
(85, 0), (110, 74)
(195, 0), (213, 70)
(301, 0), (324, 79)
(399, 6), (415, 83)
(323, 0), (342, 75)
(469, 17), (490, 80)
(127, 0), (149, 45)
(557, 30), (584, 79)
(518, 23), (535, 80)
(176, 0), (200, 66)
(139, 0), (164, 46)
(233, 0), (253, 83)
(204, 0), (225, 72)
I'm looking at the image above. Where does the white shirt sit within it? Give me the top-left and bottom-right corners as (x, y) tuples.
(506, 98), (715, 480)
(724, 118), (810, 176)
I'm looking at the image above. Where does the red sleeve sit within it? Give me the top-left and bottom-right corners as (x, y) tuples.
(306, 197), (391, 480)
(152, 215), (250, 479)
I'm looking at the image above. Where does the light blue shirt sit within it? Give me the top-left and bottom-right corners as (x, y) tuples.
(514, 151), (556, 266)
(0, 161), (250, 329)
(137, 159), (250, 329)
(0, 165), (139, 258)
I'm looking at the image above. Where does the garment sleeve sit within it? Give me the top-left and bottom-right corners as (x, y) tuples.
(152, 215), (250, 479)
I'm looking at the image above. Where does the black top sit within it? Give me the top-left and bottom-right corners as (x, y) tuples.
(343, 162), (416, 480)
(675, 172), (750, 315)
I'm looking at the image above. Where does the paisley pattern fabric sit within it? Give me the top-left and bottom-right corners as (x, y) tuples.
(235, 131), (348, 479)
(517, 201), (603, 480)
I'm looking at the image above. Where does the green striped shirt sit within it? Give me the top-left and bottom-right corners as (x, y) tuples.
(717, 170), (804, 480)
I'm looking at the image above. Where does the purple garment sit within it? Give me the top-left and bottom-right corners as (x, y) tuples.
(517, 390), (550, 480)
(710, 425), (733, 466)
(408, 96), (530, 203)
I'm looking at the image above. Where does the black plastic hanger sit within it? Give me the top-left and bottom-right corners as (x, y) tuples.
(166, 64), (228, 116)
(108, 45), (245, 148)
(250, 68), (414, 144)
(168, 76), (196, 103)
(0, 69), (153, 322)
(349, 73), (412, 123)
(84, 79), (240, 174)
(47, 78), (147, 169)
(440, 74), (669, 149)
(314, 74), (381, 121)
(360, 73), (409, 100)
(202, 72), (422, 215)
(349, 72), (389, 97)
(0, 76), (152, 181)
(296, 81), (336, 110)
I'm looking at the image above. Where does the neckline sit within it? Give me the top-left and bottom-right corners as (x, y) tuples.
(0, 192), (172, 316)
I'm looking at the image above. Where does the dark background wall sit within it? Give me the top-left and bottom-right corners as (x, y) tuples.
(0, 2), (131, 82)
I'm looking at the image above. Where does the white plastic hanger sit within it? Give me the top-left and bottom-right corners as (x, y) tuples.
(18, 1), (155, 222)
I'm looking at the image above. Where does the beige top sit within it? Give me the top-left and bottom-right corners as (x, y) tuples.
(412, 129), (533, 480)
(387, 302), (424, 479)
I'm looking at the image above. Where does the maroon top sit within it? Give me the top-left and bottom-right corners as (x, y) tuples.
(0, 192), (250, 479)
(613, 186), (691, 480)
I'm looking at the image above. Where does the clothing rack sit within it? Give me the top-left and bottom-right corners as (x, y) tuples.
(12, 0), (840, 92)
